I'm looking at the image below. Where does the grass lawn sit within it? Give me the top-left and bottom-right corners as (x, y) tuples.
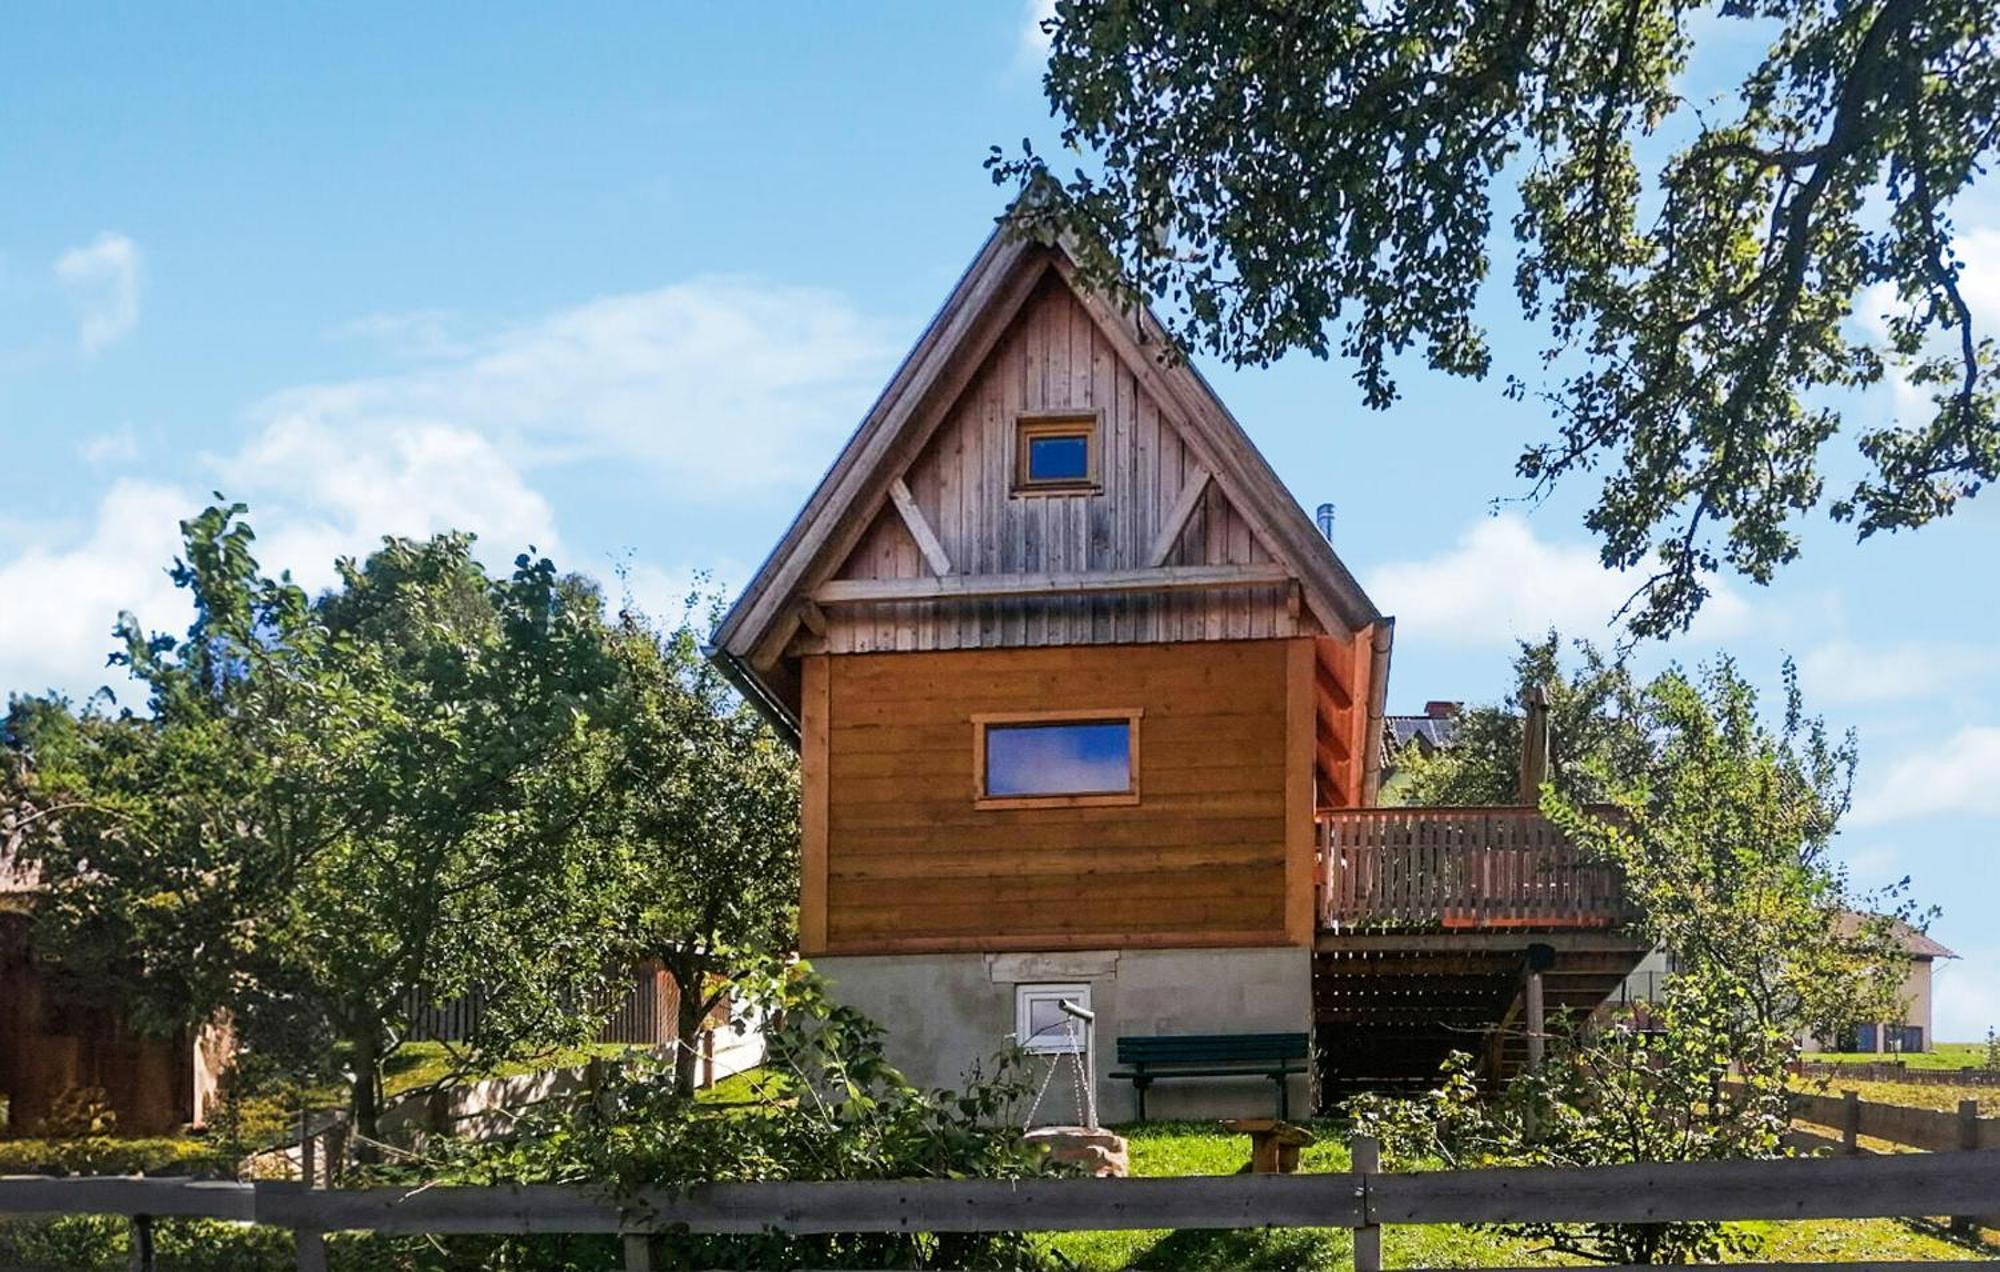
(1808, 1043), (1992, 1072)
(1790, 1071), (2000, 1115)
(1040, 1121), (1983, 1269)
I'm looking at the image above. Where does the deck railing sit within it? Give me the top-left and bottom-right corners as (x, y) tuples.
(1316, 806), (1627, 932)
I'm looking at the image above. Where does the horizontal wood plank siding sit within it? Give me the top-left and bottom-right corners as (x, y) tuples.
(821, 641), (1300, 953)
(824, 275), (1301, 656)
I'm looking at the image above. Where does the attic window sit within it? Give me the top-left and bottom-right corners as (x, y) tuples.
(1014, 413), (1100, 492)
(972, 710), (1141, 809)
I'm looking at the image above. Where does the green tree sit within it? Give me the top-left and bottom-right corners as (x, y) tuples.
(996, 0), (2000, 635)
(1384, 633), (1648, 807)
(600, 598), (800, 1097)
(5, 504), (634, 1145)
(1355, 656), (1922, 1262)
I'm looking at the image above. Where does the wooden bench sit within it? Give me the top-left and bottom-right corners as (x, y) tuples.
(1110, 1033), (1310, 1122)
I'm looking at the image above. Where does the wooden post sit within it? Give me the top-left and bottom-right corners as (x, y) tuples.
(1951, 1097), (1980, 1235)
(1351, 1133), (1382, 1272)
(127, 1214), (154, 1272)
(1842, 1090), (1861, 1155)
(623, 1232), (654, 1271)
(1525, 971), (1546, 1072)
(298, 1107), (316, 1187)
(295, 1106), (329, 1272)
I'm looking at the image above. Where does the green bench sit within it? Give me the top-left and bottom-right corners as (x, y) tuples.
(1110, 1032), (1310, 1121)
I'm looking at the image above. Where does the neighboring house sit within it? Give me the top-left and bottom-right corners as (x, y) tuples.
(710, 202), (1647, 1121)
(1804, 915), (1957, 1055)
(0, 844), (227, 1136)
(1611, 915), (1954, 1054)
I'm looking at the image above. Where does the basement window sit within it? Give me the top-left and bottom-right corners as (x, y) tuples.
(1014, 413), (1100, 492)
(1016, 983), (1091, 1055)
(972, 711), (1141, 809)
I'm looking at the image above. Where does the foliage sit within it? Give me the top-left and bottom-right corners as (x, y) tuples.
(997, 0), (2000, 635)
(355, 964), (1051, 1270)
(598, 590), (800, 1096)
(34, 1085), (119, 1138)
(1384, 633), (1648, 807)
(1989, 1027), (2000, 1071)
(1357, 653), (1926, 1262)
(3, 503), (635, 1145)
(1348, 1008), (1786, 1264)
(1547, 658), (1917, 1044)
(0, 1135), (233, 1178)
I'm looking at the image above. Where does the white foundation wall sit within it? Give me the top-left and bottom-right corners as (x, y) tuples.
(813, 946), (1313, 1125)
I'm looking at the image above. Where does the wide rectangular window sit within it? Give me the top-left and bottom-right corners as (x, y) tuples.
(972, 710), (1141, 809)
(1014, 412), (1100, 492)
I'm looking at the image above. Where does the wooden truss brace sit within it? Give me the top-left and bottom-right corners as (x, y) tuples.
(1145, 468), (1212, 568)
(887, 477), (953, 577)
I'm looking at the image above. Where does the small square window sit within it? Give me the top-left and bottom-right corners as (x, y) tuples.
(1016, 983), (1091, 1055)
(972, 711), (1142, 809)
(1014, 413), (1099, 492)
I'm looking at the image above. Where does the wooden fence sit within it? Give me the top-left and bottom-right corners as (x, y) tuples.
(1794, 1060), (2000, 1089)
(1318, 806), (1628, 931)
(6, 1138), (1999, 1272)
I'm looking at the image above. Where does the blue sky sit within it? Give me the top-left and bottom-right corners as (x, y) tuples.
(3, 4), (1996, 1038)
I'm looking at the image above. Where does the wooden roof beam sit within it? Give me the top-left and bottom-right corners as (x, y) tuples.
(812, 562), (1289, 606)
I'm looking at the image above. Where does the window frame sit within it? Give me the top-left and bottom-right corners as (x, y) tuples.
(971, 708), (1143, 810)
(1015, 982), (1092, 1055)
(1012, 410), (1102, 494)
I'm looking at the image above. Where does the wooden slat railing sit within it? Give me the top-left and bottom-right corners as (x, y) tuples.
(1317, 806), (1627, 932)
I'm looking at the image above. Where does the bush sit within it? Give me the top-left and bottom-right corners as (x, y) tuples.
(0, 1135), (234, 1177)
(357, 962), (1054, 1270)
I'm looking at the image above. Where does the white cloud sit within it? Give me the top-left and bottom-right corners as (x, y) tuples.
(261, 278), (895, 499)
(1850, 726), (2000, 826)
(1933, 958), (2000, 1042)
(1798, 640), (2000, 705)
(1362, 513), (1750, 647)
(219, 418), (560, 592)
(0, 479), (193, 704)
(1018, 0), (1057, 66)
(78, 426), (141, 465)
(52, 232), (141, 354)
(2, 274), (894, 703)
(1954, 227), (2000, 331)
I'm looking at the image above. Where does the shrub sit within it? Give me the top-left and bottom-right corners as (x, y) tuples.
(0, 1135), (234, 1177)
(358, 962), (1053, 1270)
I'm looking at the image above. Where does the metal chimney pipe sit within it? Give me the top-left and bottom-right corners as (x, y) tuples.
(1315, 502), (1336, 543)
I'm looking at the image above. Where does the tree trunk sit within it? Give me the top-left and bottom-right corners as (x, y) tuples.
(350, 1028), (384, 1163)
(672, 965), (709, 1098)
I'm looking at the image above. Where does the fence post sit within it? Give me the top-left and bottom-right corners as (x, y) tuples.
(623, 1232), (654, 1271)
(295, 1106), (329, 1272)
(1842, 1090), (1860, 1155)
(1951, 1098), (1980, 1236)
(127, 1214), (154, 1272)
(1351, 1133), (1382, 1272)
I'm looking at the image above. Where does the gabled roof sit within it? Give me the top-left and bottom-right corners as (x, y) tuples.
(711, 200), (1389, 735)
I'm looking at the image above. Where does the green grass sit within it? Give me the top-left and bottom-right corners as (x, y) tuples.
(1039, 1121), (1983, 1269)
(1808, 1043), (1992, 1072)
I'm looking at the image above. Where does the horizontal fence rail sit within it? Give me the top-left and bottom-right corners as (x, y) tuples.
(7, 1141), (2000, 1271)
(1318, 806), (1628, 931)
(1794, 1059), (2000, 1089)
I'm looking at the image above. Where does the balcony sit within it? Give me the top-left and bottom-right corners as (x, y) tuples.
(1316, 806), (1628, 933)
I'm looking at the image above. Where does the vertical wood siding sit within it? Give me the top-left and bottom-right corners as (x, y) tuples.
(825, 275), (1304, 654)
(818, 640), (1307, 954)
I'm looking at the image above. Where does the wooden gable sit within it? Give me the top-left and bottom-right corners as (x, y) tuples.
(820, 272), (1300, 654)
(711, 209), (1395, 806)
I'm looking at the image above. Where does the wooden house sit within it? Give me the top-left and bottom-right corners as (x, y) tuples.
(712, 207), (1645, 1119)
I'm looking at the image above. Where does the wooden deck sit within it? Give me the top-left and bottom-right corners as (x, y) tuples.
(1316, 806), (1628, 933)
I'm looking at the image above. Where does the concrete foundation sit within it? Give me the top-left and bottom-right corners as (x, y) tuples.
(814, 945), (1312, 1125)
